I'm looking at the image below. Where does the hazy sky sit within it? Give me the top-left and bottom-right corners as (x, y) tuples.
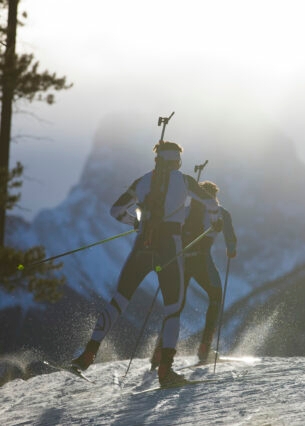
(9, 0), (305, 219)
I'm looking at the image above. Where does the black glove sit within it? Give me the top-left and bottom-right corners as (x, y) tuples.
(134, 218), (140, 230)
(211, 218), (223, 232)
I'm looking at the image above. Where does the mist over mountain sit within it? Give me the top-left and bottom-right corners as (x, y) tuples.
(20, 107), (305, 300)
(2, 101), (305, 385)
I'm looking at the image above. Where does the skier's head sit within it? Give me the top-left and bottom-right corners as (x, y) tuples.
(153, 141), (183, 170)
(199, 180), (219, 200)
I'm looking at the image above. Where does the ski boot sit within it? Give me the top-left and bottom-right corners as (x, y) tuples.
(158, 348), (186, 388)
(71, 340), (100, 371)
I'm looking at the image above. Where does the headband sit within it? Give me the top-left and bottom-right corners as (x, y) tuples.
(157, 150), (181, 161)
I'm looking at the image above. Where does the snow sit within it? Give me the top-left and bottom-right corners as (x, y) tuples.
(1, 355), (305, 425)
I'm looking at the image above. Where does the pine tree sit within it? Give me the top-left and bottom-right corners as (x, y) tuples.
(0, 0), (72, 302)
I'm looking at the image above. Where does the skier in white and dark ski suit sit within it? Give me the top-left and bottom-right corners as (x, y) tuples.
(72, 141), (222, 387)
(150, 180), (237, 369)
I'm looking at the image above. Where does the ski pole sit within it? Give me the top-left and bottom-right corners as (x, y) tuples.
(158, 111), (175, 142)
(194, 160), (208, 182)
(120, 286), (160, 385)
(213, 257), (231, 374)
(155, 226), (213, 273)
(17, 229), (137, 271)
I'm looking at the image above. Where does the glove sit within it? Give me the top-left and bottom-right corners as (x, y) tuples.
(211, 217), (223, 232)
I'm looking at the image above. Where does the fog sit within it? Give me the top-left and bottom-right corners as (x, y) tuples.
(9, 0), (305, 220)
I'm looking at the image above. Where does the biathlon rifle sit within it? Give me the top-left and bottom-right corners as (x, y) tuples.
(158, 111), (175, 142)
(194, 160), (208, 182)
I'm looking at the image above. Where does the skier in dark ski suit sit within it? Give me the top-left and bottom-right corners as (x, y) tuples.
(150, 180), (237, 369)
(72, 141), (222, 387)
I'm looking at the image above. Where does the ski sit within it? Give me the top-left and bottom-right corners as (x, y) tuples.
(177, 355), (259, 371)
(133, 368), (252, 395)
(133, 378), (221, 395)
(43, 360), (94, 383)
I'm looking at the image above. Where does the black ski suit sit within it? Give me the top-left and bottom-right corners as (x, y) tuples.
(90, 169), (220, 351)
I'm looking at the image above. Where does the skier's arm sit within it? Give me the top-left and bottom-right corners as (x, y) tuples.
(184, 175), (222, 228)
(110, 178), (140, 226)
(220, 206), (237, 257)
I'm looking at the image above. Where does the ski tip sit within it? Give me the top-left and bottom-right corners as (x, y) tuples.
(43, 359), (95, 384)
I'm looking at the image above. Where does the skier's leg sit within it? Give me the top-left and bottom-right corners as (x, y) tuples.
(158, 235), (185, 349)
(195, 251), (222, 362)
(157, 234), (186, 386)
(72, 242), (152, 370)
(72, 290), (130, 371)
(150, 262), (192, 371)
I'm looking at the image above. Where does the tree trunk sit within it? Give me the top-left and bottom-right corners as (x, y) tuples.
(0, 0), (19, 247)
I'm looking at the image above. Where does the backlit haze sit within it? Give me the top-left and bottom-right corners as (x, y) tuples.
(10, 0), (305, 220)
